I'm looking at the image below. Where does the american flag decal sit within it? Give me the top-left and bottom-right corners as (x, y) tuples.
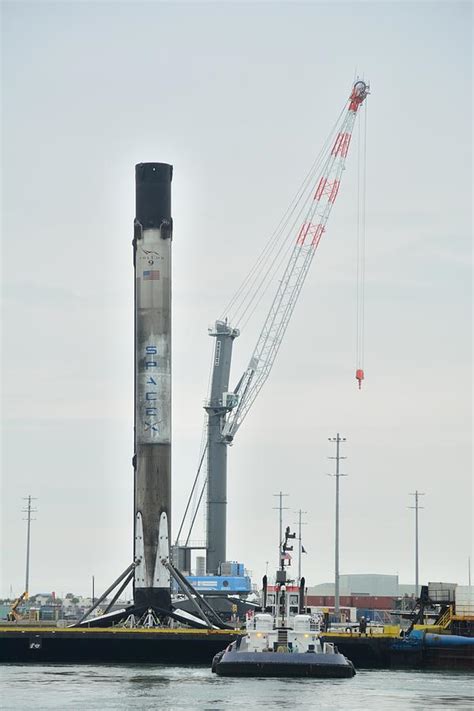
(143, 270), (160, 280)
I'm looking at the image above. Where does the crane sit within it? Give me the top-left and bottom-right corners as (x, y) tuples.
(7, 591), (28, 621)
(177, 80), (369, 574)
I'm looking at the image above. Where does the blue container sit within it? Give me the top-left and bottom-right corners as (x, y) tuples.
(186, 575), (252, 593)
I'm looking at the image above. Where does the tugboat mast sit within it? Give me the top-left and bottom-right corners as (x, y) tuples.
(273, 491), (289, 569)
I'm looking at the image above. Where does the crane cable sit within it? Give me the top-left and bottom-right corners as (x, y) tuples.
(237, 130), (340, 333)
(176, 104), (348, 542)
(228, 107), (345, 328)
(355, 99), (367, 389)
(238, 144), (334, 333)
(176, 334), (216, 546)
(220, 103), (348, 329)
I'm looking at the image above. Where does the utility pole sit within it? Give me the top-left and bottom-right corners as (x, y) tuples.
(294, 509), (307, 585)
(409, 491), (425, 597)
(273, 492), (289, 568)
(22, 496), (37, 597)
(328, 434), (347, 619)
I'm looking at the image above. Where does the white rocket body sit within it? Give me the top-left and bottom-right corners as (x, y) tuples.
(133, 163), (172, 611)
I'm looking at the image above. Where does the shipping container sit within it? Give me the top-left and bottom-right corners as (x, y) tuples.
(308, 606), (357, 623)
(428, 582), (457, 603)
(351, 596), (394, 610)
(218, 561), (245, 577)
(306, 595), (395, 610)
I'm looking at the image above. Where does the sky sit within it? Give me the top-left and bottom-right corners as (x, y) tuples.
(1, 0), (472, 599)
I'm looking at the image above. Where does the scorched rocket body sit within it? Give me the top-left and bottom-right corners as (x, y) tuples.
(133, 163), (173, 612)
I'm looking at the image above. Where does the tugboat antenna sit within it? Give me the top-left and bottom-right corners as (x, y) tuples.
(273, 491), (289, 571)
(294, 509), (308, 586)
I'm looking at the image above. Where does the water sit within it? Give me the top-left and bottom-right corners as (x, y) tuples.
(1, 665), (473, 710)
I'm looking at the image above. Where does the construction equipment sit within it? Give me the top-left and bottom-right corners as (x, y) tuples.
(7, 591), (28, 621)
(179, 80), (370, 574)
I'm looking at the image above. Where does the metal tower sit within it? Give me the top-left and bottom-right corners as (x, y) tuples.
(205, 320), (240, 574)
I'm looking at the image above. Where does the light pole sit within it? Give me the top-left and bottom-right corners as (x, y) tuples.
(328, 434), (347, 619)
(22, 496), (37, 597)
(409, 491), (425, 597)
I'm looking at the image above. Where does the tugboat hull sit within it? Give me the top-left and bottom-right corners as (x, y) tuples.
(213, 650), (355, 678)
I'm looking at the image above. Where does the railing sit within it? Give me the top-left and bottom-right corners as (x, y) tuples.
(436, 605), (453, 629)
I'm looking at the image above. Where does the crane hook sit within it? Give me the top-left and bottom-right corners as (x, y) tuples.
(356, 368), (364, 390)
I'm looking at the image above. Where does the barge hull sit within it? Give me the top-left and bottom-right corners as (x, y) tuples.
(0, 627), (237, 665)
(322, 634), (474, 670)
(216, 651), (354, 678)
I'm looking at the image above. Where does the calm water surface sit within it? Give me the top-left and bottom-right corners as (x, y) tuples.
(1, 664), (473, 710)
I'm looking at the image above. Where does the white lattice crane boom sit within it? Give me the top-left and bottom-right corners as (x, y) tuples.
(222, 80), (369, 441)
(177, 80), (369, 574)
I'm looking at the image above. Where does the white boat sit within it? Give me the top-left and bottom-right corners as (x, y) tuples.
(212, 609), (355, 677)
(212, 528), (355, 678)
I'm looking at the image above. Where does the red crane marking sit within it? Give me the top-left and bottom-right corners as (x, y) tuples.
(341, 133), (352, 157)
(311, 224), (325, 247)
(329, 180), (340, 203)
(331, 132), (344, 156)
(297, 222), (326, 246)
(315, 178), (341, 203)
(314, 177), (327, 201)
(331, 132), (352, 157)
(297, 223), (311, 245)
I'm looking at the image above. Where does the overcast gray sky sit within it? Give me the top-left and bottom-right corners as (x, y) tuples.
(1, 0), (472, 599)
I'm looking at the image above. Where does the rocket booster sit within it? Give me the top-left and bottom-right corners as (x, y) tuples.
(133, 163), (173, 611)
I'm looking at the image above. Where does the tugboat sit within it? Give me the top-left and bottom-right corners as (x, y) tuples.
(212, 528), (355, 678)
